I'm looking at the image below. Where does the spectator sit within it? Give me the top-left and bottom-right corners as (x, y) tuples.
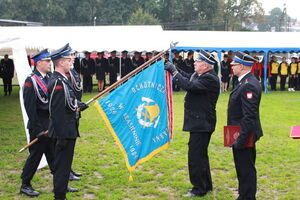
(251, 56), (262, 81)
(95, 52), (108, 92)
(183, 51), (194, 73)
(80, 51), (95, 93)
(288, 57), (298, 92)
(270, 55), (279, 91)
(221, 54), (230, 92)
(172, 50), (184, 91)
(73, 51), (81, 74)
(0, 54), (15, 96)
(279, 57), (288, 91)
(132, 51), (145, 69)
(108, 50), (119, 85)
(145, 52), (153, 62)
(120, 50), (132, 78)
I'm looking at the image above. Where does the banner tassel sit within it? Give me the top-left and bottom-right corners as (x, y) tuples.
(129, 173), (133, 182)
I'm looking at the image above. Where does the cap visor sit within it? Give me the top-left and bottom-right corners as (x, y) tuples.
(230, 60), (240, 65)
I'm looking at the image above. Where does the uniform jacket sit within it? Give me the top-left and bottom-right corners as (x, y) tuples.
(120, 57), (133, 77)
(172, 57), (185, 71)
(66, 69), (83, 101)
(80, 58), (95, 76)
(174, 69), (220, 133)
(132, 57), (145, 69)
(48, 71), (79, 139)
(227, 72), (263, 148)
(108, 56), (120, 75)
(0, 58), (15, 78)
(183, 58), (195, 73)
(95, 57), (109, 80)
(23, 70), (51, 136)
(74, 57), (81, 74)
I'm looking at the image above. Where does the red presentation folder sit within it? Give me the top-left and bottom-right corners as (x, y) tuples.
(290, 126), (300, 139)
(224, 126), (254, 147)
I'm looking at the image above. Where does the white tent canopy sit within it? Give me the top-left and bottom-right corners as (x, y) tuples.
(1, 26), (300, 53)
(0, 25), (168, 52)
(165, 31), (300, 51)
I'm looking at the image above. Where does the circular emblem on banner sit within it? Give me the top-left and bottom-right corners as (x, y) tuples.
(136, 97), (160, 128)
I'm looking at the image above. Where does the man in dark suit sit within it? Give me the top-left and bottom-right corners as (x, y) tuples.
(172, 50), (184, 91)
(73, 51), (81, 74)
(0, 54), (15, 96)
(20, 49), (54, 197)
(80, 51), (95, 93)
(165, 50), (220, 197)
(228, 51), (263, 200)
(183, 51), (195, 73)
(108, 50), (120, 85)
(48, 44), (88, 200)
(132, 51), (145, 70)
(120, 50), (132, 78)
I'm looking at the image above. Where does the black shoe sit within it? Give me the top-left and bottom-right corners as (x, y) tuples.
(69, 172), (80, 181)
(182, 191), (206, 197)
(67, 186), (79, 193)
(20, 184), (40, 197)
(54, 192), (67, 200)
(71, 170), (82, 177)
(4, 93), (7, 96)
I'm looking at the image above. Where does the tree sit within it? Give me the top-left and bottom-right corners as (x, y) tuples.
(128, 8), (160, 25)
(221, 0), (264, 31)
(257, 7), (294, 32)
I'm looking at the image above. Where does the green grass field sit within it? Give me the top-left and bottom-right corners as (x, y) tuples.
(0, 87), (299, 200)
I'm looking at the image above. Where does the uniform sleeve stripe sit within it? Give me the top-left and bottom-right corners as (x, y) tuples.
(24, 82), (32, 87)
(55, 85), (63, 90)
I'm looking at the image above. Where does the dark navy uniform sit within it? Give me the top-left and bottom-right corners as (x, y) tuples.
(22, 70), (55, 184)
(20, 49), (54, 197)
(183, 57), (195, 73)
(132, 52), (145, 70)
(95, 56), (108, 81)
(80, 53), (95, 92)
(228, 51), (263, 200)
(108, 55), (119, 85)
(165, 50), (220, 197)
(0, 55), (14, 95)
(172, 51), (184, 91)
(73, 57), (80, 74)
(48, 44), (81, 200)
(48, 71), (79, 199)
(67, 68), (83, 101)
(120, 50), (132, 78)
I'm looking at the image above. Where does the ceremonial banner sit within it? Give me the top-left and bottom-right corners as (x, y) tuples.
(95, 60), (173, 173)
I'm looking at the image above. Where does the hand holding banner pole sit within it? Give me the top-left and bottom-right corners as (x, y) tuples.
(18, 130), (48, 153)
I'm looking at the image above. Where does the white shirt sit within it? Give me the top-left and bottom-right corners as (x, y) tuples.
(238, 71), (251, 82)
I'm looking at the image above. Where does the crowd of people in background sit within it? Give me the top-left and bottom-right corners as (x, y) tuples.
(1, 50), (300, 95)
(220, 51), (300, 92)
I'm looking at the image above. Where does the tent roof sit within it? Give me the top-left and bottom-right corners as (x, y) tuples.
(166, 31), (300, 53)
(2, 26), (300, 53)
(0, 26), (167, 52)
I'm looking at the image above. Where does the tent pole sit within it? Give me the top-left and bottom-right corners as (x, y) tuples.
(119, 51), (121, 79)
(263, 51), (269, 93)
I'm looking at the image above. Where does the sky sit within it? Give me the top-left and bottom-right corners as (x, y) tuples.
(262, 0), (300, 19)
